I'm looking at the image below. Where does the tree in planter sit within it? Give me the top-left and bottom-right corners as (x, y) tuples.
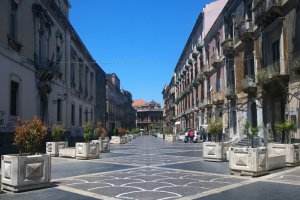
(14, 116), (47, 155)
(165, 126), (173, 135)
(207, 120), (223, 142)
(243, 121), (260, 148)
(113, 128), (119, 136)
(51, 124), (65, 142)
(83, 123), (93, 142)
(94, 122), (106, 140)
(275, 120), (296, 144)
(118, 127), (126, 137)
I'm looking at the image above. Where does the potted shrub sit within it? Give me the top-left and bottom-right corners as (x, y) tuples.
(91, 122), (110, 153)
(203, 120), (229, 162)
(46, 124), (68, 156)
(111, 128), (125, 144)
(165, 126), (175, 142)
(76, 123), (99, 160)
(1, 116), (51, 192)
(229, 122), (268, 177)
(268, 120), (299, 166)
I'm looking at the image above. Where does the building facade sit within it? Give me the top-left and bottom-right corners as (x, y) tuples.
(106, 73), (136, 136)
(133, 100), (163, 133)
(164, 0), (300, 141)
(0, 0), (106, 140)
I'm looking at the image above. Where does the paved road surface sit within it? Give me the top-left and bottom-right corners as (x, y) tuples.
(1, 135), (299, 199)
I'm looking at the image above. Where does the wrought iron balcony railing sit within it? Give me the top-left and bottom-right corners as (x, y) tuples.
(254, 0), (283, 26)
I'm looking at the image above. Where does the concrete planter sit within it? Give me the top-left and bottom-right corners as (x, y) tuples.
(157, 133), (164, 139)
(203, 142), (230, 162)
(267, 143), (300, 166)
(110, 136), (125, 144)
(75, 142), (99, 160)
(46, 141), (68, 157)
(59, 148), (76, 158)
(165, 135), (176, 142)
(229, 147), (268, 177)
(1, 154), (51, 192)
(91, 139), (110, 153)
(127, 134), (133, 141)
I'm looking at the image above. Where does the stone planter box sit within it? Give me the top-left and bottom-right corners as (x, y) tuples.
(165, 135), (176, 142)
(203, 142), (230, 162)
(268, 154), (286, 170)
(46, 141), (68, 157)
(127, 134), (133, 141)
(91, 139), (110, 153)
(133, 134), (137, 139)
(157, 133), (164, 139)
(75, 143), (99, 160)
(110, 136), (125, 144)
(229, 147), (268, 177)
(267, 143), (300, 166)
(59, 148), (76, 158)
(1, 154), (51, 192)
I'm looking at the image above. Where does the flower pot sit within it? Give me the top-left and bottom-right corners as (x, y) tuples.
(229, 147), (268, 177)
(203, 142), (230, 162)
(110, 136), (125, 144)
(91, 139), (110, 153)
(165, 135), (176, 142)
(1, 154), (51, 192)
(75, 142), (99, 160)
(267, 143), (300, 166)
(46, 141), (68, 157)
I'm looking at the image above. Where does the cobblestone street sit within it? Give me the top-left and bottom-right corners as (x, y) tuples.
(1, 136), (300, 199)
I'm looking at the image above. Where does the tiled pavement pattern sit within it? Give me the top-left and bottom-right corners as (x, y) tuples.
(1, 135), (300, 200)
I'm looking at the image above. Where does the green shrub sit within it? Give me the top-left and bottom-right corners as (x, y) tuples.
(83, 123), (93, 142)
(14, 116), (48, 155)
(51, 124), (65, 141)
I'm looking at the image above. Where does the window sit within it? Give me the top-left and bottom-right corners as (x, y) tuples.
(10, 0), (18, 38)
(272, 40), (280, 72)
(90, 109), (93, 122)
(71, 103), (75, 125)
(85, 109), (88, 123)
(10, 81), (19, 116)
(57, 99), (61, 122)
(71, 63), (75, 87)
(90, 73), (94, 98)
(216, 69), (221, 91)
(79, 59), (83, 92)
(85, 67), (89, 96)
(79, 106), (82, 126)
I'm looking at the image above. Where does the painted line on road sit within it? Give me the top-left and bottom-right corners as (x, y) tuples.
(52, 166), (145, 182)
(57, 185), (120, 200)
(177, 179), (256, 200)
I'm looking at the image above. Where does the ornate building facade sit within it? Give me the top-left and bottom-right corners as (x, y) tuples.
(163, 0), (300, 141)
(133, 100), (163, 132)
(106, 73), (136, 136)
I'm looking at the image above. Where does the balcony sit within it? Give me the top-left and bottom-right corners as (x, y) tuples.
(36, 57), (57, 81)
(257, 60), (288, 85)
(222, 39), (235, 57)
(210, 53), (221, 68)
(225, 85), (236, 99)
(212, 91), (224, 105)
(242, 76), (257, 92)
(203, 97), (212, 108)
(196, 39), (204, 51)
(202, 65), (211, 76)
(291, 51), (300, 73)
(238, 21), (254, 42)
(254, 0), (283, 27)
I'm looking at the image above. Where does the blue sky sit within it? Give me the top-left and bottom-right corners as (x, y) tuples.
(69, 0), (213, 105)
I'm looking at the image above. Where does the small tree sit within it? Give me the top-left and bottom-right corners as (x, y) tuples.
(275, 120), (296, 144)
(83, 123), (93, 142)
(113, 128), (119, 136)
(250, 126), (259, 148)
(51, 124), (65, 142)
(207, 120), (223, 142)
(118, 127), (126, 137)
(14, 116), (48, 155)
(165, 126), (173, 135)
(94, 122), (106, 140)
